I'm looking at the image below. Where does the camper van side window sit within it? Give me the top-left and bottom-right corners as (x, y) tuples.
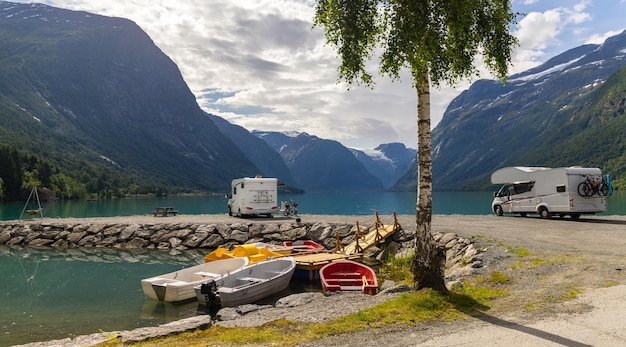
(233, 187), (237, 195)
(511, 182), (534, 195)
(556, 185), (566, 193)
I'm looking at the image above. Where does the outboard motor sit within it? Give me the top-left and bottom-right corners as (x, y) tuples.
(200, 280), (220, 307)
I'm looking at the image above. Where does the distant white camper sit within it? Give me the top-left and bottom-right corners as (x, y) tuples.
(227, 177), (278, 217)
(491, 166), (610, 219)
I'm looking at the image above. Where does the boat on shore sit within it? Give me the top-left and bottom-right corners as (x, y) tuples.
(141, 257), (248, 302)
(320, 259), (378, 295)
(204, 243), (287, 263)
(195, 257), (296, 307)
(283, 240), (324, 253)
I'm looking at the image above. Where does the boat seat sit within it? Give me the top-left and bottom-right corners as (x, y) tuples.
(229, 277), (266, 290)
(238, 276), (264, 282)
(336, 278), (362, 284)
(194, 271), (221, 278)
(339, 285), (363, 291)
(331, 272), (362, 277)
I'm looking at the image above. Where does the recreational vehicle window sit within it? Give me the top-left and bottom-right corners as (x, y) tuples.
(496, 181), (534, 197)
(556, 185), (566, 193)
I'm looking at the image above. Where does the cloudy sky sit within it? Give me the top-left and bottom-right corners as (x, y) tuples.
(12, 0), (626, 149)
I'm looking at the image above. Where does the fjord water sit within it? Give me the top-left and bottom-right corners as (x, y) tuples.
(0, 247), (208, 346)
(0, 191), (497, 221)
(1, 190), (624, 346)
(2, 190), (624, 221)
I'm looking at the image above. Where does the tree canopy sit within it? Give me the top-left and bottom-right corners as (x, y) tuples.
(314, 0), (517, 87)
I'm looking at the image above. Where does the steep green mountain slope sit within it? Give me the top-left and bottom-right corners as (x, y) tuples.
(392, 30), (626, 191)
(0, 2), (259, 197)
(518, 65), (626, 188)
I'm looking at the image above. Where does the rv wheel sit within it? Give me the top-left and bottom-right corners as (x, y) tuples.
(538, 207), (551, 219)
(494, 205), (503, 216)
(228, 207), (233, 216)
(570, 213), (581, 220)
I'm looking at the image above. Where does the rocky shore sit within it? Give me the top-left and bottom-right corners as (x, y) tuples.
(0, 214), (483, 281)
(4, 214), (485, 347)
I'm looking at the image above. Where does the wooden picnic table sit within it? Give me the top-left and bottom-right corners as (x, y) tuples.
(153, 207), (178, 217)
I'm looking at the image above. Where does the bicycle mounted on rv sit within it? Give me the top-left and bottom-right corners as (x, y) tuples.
(490, 166), (611, 219)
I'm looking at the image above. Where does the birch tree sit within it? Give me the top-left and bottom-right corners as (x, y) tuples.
(314, 0), (517, 291)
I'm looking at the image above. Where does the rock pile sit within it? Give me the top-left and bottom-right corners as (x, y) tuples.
(0, 219), (483, 281)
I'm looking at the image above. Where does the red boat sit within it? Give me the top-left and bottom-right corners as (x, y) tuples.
(283, 240), (324, 253)
(319, 260), (378, 295)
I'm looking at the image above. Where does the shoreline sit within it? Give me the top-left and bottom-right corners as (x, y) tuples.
(8, 213), (626, 346)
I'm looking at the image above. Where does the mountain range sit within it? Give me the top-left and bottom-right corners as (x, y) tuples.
(0, 1), (260, 193)
(394, 30), (626, 191)
(1, 1), (626, 198)
(0, 1), (412, 197)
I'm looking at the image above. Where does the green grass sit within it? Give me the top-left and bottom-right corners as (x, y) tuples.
(498, 242), (530, 257)
(98, 284), (508, 347)
(376, 252), (415, 285)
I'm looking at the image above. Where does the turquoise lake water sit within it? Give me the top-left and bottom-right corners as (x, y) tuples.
(1, 190), (624, 346)
(1, 191), (498, 221)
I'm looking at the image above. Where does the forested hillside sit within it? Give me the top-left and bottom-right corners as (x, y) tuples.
(0, 2), (260, 200)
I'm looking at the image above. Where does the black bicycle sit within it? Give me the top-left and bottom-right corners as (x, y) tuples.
(577, 175), (609, 197)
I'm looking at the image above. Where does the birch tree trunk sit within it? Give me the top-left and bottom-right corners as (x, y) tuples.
(410, 71), (447, 292)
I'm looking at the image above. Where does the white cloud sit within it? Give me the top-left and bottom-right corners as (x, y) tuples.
(510, 1), (594, 73)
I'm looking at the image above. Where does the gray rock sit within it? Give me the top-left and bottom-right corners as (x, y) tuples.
(275, 292), (321, 308)
(228, 229), (249, 243)
(119, 224), (141, 240)
(237, 304), (271, 314)
(446, 280), (464, 291)
(216, 307), (242, 321)
(379, 284), (411, 294)
(199, 233), (224, 248)
(28, 238), (54, 247)
(183, 230), (209, 247)
(0, 229), (13, 244)
(86, 224), (105, 235)
(438, 232), (457, 246)
(121, 315), (212, 342)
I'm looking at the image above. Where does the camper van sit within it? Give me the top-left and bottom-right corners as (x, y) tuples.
(227, 177), (278, 217)
(491, 166), (610, 219)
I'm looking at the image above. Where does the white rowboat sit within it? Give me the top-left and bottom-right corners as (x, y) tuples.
(195, 257), (295, 307)
(141, 257), (248, 302)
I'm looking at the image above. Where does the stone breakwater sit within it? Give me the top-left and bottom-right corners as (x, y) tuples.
(0, 219), (482, 281)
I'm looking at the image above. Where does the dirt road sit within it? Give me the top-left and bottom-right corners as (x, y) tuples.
(305, 214), (626, 346)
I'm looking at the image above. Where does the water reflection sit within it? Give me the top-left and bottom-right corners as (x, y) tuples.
(0, 245), (325, 346)
(0, 246), (207, 346)
(141, 299), (211, 322)
(0, 245), (207, 265)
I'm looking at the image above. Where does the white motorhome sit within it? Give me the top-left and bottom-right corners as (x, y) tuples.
(227, 177), (278, 217)
(491, 166), (609, 219)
